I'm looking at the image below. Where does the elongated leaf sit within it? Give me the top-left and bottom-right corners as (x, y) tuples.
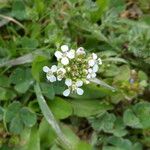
(34, 83), (73, 150)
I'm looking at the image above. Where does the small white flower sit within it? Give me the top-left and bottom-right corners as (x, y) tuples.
(87, 68), (96, 79)
(98, 58), (102, 65)
(61, 57), (69, 65)
(63, 89), (71, 97)
(54, 51), (63, 60)
(63, 79), (84, 96)
(76, 47), (86, 55)
(63, 79), (72, 96)
(92, 53), (98, 60)
(66, 49), (75, 59)
(93, 64), (99, 72)
(61, 45), (69, 52)
(57, 68), (66, 81)
(75, 80), (84, 95)
(54, 45), (75, 66)
(65, 78), (72, 86)
(43, 65), (57, 82)
(88, 59), (95, 67)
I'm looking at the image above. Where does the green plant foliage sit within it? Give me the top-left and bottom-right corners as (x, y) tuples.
(4, 101), (36, 134)
(0, 0), (150, 149)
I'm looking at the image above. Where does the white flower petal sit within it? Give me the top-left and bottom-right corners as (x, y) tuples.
(87, 74), (91, 79)
(57, 76), (62, 81)
(88, 68), (93, 73)
(98, 58), (102, 65)
(92, 53), (98, 60)
(77, 88), (84, 95)
(67, 49), (75, 59)
(47, 75), (56, 82)
(65, 79), (72, 86)
(61, 57), (69, 65)
(91, 73), (96, 78)
(76, 47), (85, 55)
(51, 65), (57, 72)
(54, 51), (63, 60)
(63, 89), (70, 97)
(88, 59), (95, 67)
(76, 80), (83, 87)
(93, 64), (99, 72)
(43, 66), (50, 73)
(61, 45), (69, 52)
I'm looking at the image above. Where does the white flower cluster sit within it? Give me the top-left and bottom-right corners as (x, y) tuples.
(43, 45), (102, 97)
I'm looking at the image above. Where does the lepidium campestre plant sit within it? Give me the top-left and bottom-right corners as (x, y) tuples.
(43, 45), (105, 96)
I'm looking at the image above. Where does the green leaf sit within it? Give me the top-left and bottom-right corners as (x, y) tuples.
(105, 136), (142, 150)
(10, 68), (34, 93)
(11, 0), (28, 20)
(34, 83), (73, 149)
(114, 65), (130, 82)
(20, 37), (39, 49)
(0, 87), (16, 101)
(91, 0), (109, 22)
(71, 99), (113, 117)
(20, 107), (37, 127)
(25, 127), (40, 150)
(0, 75), (10, 88)
(89, 112), (116, 132)
(61, 124), (80, 148)
(0, 106), (4, 121)
(39, 119), (56, 149)
(71, 83), (112, 99)
(5, 101), (22, 122)
(48, 97), (72, 119)
(9, 115), (23, 134)
(123, 109), (143, 128)
(133, 102), (150, 129)
(40, 82), (55, 100)
(75, 141), (92, 150)
(32, 56), (49, 81)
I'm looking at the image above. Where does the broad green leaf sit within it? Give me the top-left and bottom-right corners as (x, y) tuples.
(0, 75), (10, 87)
(20, 107), (37, 127)
(61, 124), (79, 149)
(71, 83), (112, 99)
(11, 0), (28, 20)
(39, 119), (56, 149)
(89, 112), (116, 132)
(133, 102), (150, 129)
(9, 115), (23, 134)
(32, 56), (49, 81)
(40, 82), (55, 100)
(123, 109), (143, 128)
(10, 68), (34, 93)
(5, 101), (22, 122)
(75, 141), (92, 150)
(114, 65), (130, 82)
(0, 87), (16, 101)
(25, 127), (40, 150)
(48, 97), (72, 119)
(15, 80), (33, 93)
(71, 99), (113, 117)
(105, 136), (142, 150)
(20, 37), (38, 49)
